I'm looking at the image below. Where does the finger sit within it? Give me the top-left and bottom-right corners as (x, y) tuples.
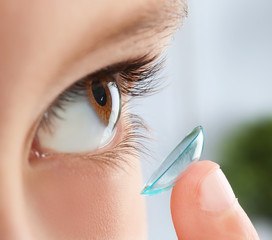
(170, 160), (259, 240)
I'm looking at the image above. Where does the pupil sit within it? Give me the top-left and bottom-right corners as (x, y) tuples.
(91, 82), (107, 106)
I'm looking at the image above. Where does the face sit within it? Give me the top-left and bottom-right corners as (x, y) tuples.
(0, 0), (187, 239)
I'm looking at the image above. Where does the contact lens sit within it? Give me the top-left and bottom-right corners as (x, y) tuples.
(141, 126), (204, 195)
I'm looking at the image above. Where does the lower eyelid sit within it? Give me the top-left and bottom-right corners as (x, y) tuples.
(29, 104), (149, 176)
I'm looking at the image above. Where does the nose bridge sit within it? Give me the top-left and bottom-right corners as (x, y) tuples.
(0, 166), (29, 240)
(0, 124), (34, 239)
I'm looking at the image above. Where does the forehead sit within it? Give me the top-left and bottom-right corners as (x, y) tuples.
(0, 0), (187, 117)
(0, 0), (186, 82)
(0, 0), (186, 55)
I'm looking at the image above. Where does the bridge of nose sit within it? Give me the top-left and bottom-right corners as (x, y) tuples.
(0, 122), (34, 239)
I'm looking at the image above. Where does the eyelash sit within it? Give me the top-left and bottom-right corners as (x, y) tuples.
(35, 55), (164, 168)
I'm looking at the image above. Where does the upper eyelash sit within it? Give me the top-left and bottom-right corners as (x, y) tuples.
(115, 55), (165, 97)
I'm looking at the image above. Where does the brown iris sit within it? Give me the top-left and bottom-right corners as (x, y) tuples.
(86, 78), (112, 126)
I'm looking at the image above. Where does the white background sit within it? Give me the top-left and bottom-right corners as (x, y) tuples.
(138, 0), (272, 239)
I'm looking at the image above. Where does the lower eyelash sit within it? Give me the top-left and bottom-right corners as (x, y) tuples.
(91, 112), (150, 170)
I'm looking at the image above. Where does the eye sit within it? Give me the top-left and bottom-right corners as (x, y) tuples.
(36, 74), (121, 153)
(30, 56), (162, 163)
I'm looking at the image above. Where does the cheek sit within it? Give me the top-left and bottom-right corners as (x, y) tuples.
(24, 158), (147, 240)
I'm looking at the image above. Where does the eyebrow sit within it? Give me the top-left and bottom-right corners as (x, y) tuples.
(111, 0), (187, 40)
(83, 0), (188, 52)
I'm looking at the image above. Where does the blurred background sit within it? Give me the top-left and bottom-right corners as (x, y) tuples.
(137, 0), (272, 239)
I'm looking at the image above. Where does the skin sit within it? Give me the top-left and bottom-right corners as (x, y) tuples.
(171, 161), (259, 240)
(0, 0), (260, 239)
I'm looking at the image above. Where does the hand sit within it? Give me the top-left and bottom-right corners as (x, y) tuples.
(171, 160), (260, 240)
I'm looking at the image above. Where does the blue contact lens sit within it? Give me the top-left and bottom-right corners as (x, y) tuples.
(141, 126), (204, 195)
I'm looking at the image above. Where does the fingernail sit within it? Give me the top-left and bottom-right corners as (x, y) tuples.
(199, 169), (236, 212)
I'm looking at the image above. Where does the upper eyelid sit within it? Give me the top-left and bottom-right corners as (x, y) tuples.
(61, 53), (164, 100)
(50, 53), (161, 103)
(40, 53), (164, 128)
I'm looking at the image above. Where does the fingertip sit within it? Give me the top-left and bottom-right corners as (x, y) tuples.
(171, 160), (220, 210)
(176, 160), (219, 183)
(170, 160), (259, 240)
(170, 160), (219, 239)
